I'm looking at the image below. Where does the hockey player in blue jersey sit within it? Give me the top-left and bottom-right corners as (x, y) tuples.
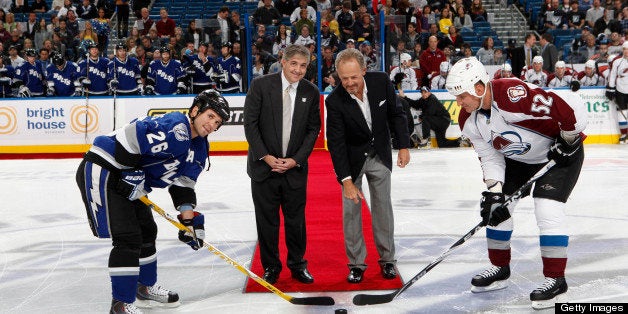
(108, 43), (142, 95)
(0, 55), (15, 97)
(46, 52), (82, 97)
(76, 89), (231, 314)
(12, 49), (46, 97)
(78, 41), (110, 96)
(182, 42), (215, 94)
(145, 46), (186, 95)
(214, 42), (242, 94)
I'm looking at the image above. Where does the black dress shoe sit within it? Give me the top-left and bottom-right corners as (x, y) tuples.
(381, 263), (397, 279)
(262, 267), (281, 284)
(291, 268), (314, 283)
(347, 267), (364, 283)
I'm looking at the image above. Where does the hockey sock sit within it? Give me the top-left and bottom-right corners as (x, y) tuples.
(486, 228), (512, 267)
(138, 253), (157, 287)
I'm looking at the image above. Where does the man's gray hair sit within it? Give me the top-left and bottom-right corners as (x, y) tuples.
(335, 48), (366, 70)
(283, 44), (311, 63)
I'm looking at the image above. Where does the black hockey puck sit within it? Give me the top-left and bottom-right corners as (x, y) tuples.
(335, 309), (347, 314)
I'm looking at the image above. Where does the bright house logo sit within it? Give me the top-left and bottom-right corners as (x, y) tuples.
(70, 105), (99, 134)
(0, 106), (17, 135)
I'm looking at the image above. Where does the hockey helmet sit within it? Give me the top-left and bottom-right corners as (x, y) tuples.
(24, 49), (37, 57)
(52, 52), (65, 66)
(532, 56), (544, 64)
(501, 63), (512, 72)
(584, 59), (596, 68)
(199, 41), (210, 48)
(440, 61), (451, 73)
(115, 43), (127, 51)
(399, 53), (412, 63)
(221, 42), (233, 49)
(555, 60), (566, 69)
(445, 57), (489, 97)
(191, 89), (231, 123)
(87, 41), (98, 50)
(159, 46), (171, 54)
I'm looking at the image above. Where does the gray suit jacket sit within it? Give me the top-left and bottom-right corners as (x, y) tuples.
(542, 43), (559, 73)
(244, 72), (321, 188)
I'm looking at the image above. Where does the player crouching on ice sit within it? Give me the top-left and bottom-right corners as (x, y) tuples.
(76, 89), (230, 314)
(445, 57), (587, 309)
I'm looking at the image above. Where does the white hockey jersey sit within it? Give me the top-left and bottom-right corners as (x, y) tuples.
(547, 74), (573, 88)
(458, 78), (588, 183)
(608, 56), (628, 94)
(522, 68), (549, 87)
(389, 66), (417, 91)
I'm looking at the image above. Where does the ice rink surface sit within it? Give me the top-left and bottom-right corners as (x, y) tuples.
(0, 145), (627, 313)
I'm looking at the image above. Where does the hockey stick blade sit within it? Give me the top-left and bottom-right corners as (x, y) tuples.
(139, 197), (335, 306)
(353, 160), (556, 306)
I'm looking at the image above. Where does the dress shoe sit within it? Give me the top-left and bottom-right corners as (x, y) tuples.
(291, 268), (314, 284)
(262, 267), (281, 284)
(381, 263), (397, 279)
(347, 267), (364, 283)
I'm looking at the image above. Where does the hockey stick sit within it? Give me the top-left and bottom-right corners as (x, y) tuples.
(138, 197), (335, 306)
(353, 160), (557, 306)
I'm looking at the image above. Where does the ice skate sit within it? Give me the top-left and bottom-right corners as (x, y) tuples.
(417, 137), (431, 149)
(620, 134), (627, 144)
(471, 265), (510, 293)
(110, 299), (142, 314)
(135, 283), (181, 308)
(530, 277), (568, 310)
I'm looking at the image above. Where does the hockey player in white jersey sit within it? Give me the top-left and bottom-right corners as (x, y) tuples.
(578, 59), (605, 86)
(389, 53), (417, 91)
(430, 61), (450, 90)
(606, 42), (628, 143)
(521, 56), (548, 87)
(446, 57), (587, 309)
(547, 61), (574, 88)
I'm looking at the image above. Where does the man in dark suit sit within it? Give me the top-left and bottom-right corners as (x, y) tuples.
(510, 33), (538, 78)
(326, 48), (411, 284)
(540, 33), (559, 73)
(244, 44), (321, 285)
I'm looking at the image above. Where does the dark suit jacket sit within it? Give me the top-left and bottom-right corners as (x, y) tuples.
(541, 43), (558, 73)
(510, 46), (537, 78)
(325, 71), (410, 183)
(244, 72), (321, 188)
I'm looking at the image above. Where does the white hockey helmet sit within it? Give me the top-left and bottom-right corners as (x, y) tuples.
(400, 53), (412, 63)
(555, 60), (566, 68)
(501, 63), (512, 72)
(440, 61), (451, 72)
(623, 41), (628, 50)
(445, 57), (489, 97)
(584, 59), (596, 68)
(532, 56), (544, 64)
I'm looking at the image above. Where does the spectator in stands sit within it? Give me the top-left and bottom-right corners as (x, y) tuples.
(295, 7), (314, 34)
(13, 0), (28, 13)
(620, 8), (628, 33)
(140, 35), (154, 54)
(79, 21), (99, 53)
(391, 40), (411, 65)
(566, 0), (585, 29)
(305, 42), (317, 84)
(22, 13), (38, 41)
(155, 7), (175, 45)
(470, 0), (487, 22)
(336, 1), (355, 42)
(523, 55), (549, 86)
(231, 11), (242, 43)
(291, 0), (316, 24)
(396, 0), (415, 27)
(461, 42), (473, 58)
(420, 35), (446, 84)
(591, 38), (609, 63)
(323, 71), (339, 92)
(585, 0), (604, 28)
(132, 0), (150, 19)
(493, 47), (506, 65)
(401, 22), (421, 50)
(92, 8), (111, 56)
(454, 6), (474, 32)
(345, 38), (356, 50)
(422, 23), (443, 49)
(353, 12), (374, 43)
(593, 8), (618, 36)
(540, 33), (559, 72)
(115, 0), (130, 39)
(254, 0), (281, 26)
(360, 40), (379, 71)
(579, 59), (605, 85)
(56, 0), (76, 18)
(294, 24), (315, 46)
(8, 30), (24, 54)
(273, 24), (294, 56)
(133, 7), (153, 37)
(476, 37), (496, 65)
(440, 25), (464, 50)
(543, 0), (566, 31)
(419, 5), (435, 33)
(268, 49), (283, 73)
(575, 33), (599, 62)
(608, 32), (623, 55)
(30, 0), (49, 13)
(410, 41), (423, 64)
(547, 60), (574, 87)
(320, 21), (338, 52)
(251, 52), (266, 80)
(316, 0), (332, 12)
(34, 19), (51, 50)
(183, 20), (202, 50)
(253, 24), (274, 54)
(0, 22), (9, 43)
(439, 6), (454, 34)
(321, 45), (336, 89)
(209, 6), (237, 46)
(3, 13), (18, 33)
(275, 0), (296, 17)
(38, 47), (50, 69)
(8, 45), (25, 67)
(76, 0), (97, 20)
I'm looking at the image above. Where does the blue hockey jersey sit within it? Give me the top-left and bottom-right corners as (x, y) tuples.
(0, 65), (15, 97)
(90, 112), (208, 190)
(146, 59), (185, 95)
(78, 57), (110, 95)
(214, 55), (241, 93)
(46, 62), (81, 96)
(108, 57), (141, 94)
(13, 60), (46, 96)
(183, 54), (214, 87)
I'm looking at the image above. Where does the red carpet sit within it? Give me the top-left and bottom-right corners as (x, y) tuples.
(245, 151), (403, 293)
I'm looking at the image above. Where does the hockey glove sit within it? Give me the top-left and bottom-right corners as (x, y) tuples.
(176, 82), (187, 94)
(116, 170), (148, 201)
(47, 86), (55, 96)
(108, 79), (119, 91)
(177, 211), (205, 250)
(547, 134), (583, 166)
(393, 72), (405, 86)
(143, 85), (155, 95)
(606, 86), (615, 101)
(570, 80), (580, 92)
(480, 191), (510, 227)
(73, 87), (83, 97)
(82, 78), (92, 88)
(18, 86), (31, 98)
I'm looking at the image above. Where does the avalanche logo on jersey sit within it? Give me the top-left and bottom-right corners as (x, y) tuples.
(491, 130), (532, 156)
(507, 85), (527, 103)
(171, 123), (189, 141)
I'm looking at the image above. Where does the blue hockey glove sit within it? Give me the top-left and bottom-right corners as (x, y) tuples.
(108, 79), (119, 90)
(116, 170), (148, 201)
(480, 191), (510, 227)
(143, 85), (154, 95)
(547, 134), (583, 166)
(177, 211), (205, 250)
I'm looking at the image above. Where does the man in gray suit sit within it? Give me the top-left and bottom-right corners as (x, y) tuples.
(540, 33), (559, 73)
(326, 48), (411, 284)
(244, 44), (321, 285)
